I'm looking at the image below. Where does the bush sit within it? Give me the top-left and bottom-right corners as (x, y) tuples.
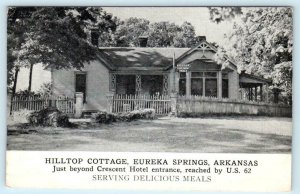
(91, 111), (117, 124)
(128, 109), (156, 120)
(91, 109), (156, 123)
(27, 107), (71, 127)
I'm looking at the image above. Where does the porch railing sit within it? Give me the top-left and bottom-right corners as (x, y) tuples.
(110, 94), (171, 115)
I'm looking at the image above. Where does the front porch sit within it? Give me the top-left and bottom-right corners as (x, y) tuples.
(110, 73), (170, 96)
(107, 73), (172, 115)
(239, 71), (272, 102)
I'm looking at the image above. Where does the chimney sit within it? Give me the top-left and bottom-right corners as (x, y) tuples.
(196, 36), (206, 42)
(138, 36), (148, 47)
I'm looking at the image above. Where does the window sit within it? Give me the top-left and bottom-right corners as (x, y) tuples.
(205, 79), (217, 97)
(222, 73), (229, 98)
(191, 78), (203, 95)
(75, 73), (87, 103)
(179, 72), (186, 95)
(191, 72), (203, 77)
(204, 72), (217, 77)
(179, 72), (186, 78)
(190, 71), (217, 97)
(116, 75), (136, 95)
(141, 75), (163, 96)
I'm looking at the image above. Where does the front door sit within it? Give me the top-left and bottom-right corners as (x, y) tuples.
(75, 73), (87, 102)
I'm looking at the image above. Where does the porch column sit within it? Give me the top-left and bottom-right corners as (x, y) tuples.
(266, 83), (269, 103)
(255, 86), (258, 101)
(110, 73), (116, 93)
(163, 74), (169, 95)
(170, 92), (178, 116)
(106, 91), (114, 113)
(218, 71), (222, 99)
(186, 71), (191, 97)
(136, 74), (141, 95)
(75, 92), (84, 118)
(260, 84), (263, 101)
(247, 88), (250, 100)
(175, 72), (180, 94)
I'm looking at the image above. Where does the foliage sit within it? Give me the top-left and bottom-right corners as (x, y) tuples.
(91, 109), (156, 123)
(173, 22), (197, 47)
(147, 21), (198, 47)
(211, 7), (293, 104)
(111, 18), (199, 47)
(13, 84), (52, 97)
(14, 89), (37, 96)
(147, 21), (181, 47)
(113, 17), (150, 47)
(27, 107), (72, 127)
(209, 7), (242, 23)
(36, 82), (53, 96)
(120, 109), (156, 121)
(91, 111), (117, 124)
(7, 7), (117, 90)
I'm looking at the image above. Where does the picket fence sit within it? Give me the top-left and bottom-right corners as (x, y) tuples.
(111, 94), (171, 115)
(177, 95), (292, 117)
(10, 95), (75, 114)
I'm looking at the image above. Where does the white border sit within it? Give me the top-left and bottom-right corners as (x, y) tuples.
(1, 1), (299, 194)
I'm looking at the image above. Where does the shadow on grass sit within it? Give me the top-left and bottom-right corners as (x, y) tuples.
(78, 120), (291, 153)
(7, 119), (291, 153)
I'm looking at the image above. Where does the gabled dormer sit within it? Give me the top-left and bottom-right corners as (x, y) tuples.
(176, 37), (237, 72)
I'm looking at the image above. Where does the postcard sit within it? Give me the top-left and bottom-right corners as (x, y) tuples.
(6, 6), (293, 191)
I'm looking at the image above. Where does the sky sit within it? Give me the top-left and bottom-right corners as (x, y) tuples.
(16, 7), (235, 91)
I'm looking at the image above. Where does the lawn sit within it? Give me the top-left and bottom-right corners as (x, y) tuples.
(7, 116), (292, 153)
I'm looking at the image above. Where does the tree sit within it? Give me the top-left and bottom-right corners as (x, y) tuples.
(210, 7), (293, 104)
(173, 22), (197, 47)
(148, 21), (181, 47)
(209, 7), (242, 23)
(7, 7), (36, 102)
(111, 19), (199, 48)
(7, 7), (117, 93)
(113, 17), (150, 47)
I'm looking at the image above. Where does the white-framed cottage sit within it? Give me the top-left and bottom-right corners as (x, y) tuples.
(51, 36), (275, 116)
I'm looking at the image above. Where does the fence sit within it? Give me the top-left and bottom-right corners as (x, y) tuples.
(177, 95), (292, 117)
(10, 95), (75, 114)
(110, 94), (171, 115)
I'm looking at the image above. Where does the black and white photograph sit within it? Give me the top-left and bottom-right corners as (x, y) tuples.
(5, 6), (295, 191)
(6, 7), (292, 153)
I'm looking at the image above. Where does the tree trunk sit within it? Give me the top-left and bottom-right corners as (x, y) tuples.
(28, 63), (34, 92)
(10, 67), (19, 115)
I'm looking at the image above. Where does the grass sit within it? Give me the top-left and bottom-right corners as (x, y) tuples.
(7, 116), (292, 153)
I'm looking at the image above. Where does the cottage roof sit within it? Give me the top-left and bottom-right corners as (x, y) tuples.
(96, 47), (190, 70)
(239, 71), (272, 85)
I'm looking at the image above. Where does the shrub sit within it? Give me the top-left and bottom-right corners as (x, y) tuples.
(91, 109), (156, 123)
(129, 109), (156, 120)
(91, 111), (117, 124)
(27, 107), (71, 127)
